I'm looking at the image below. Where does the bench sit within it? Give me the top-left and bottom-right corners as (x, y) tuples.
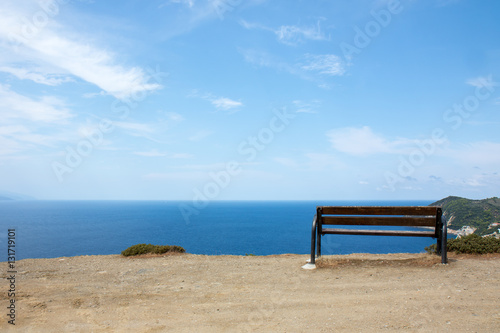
(303, 206), (447, 269)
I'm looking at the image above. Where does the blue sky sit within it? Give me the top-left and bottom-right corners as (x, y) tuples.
(0, 0), (499, 201)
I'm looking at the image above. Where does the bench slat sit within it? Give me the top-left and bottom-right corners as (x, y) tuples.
(319, 206), (438, 216)
(322, 216), (436, 227)
(322, 228), (437, 237)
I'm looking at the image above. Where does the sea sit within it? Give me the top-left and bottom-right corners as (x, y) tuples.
(0, 200), (441, 260)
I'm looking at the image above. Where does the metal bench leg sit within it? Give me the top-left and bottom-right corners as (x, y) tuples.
(302, 215), (317, 269)
(317, 228), (321, 258)
(441, 222), (448, 264)
(311, 215), (317, 264)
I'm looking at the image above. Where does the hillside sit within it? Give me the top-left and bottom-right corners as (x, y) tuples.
(0, 191), (34, 201)
(430, 196), (500, 236)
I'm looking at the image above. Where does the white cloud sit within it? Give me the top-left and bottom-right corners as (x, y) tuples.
(0, 66), (73, 86)
(444, 173), (498, 188)
(0, 1), (162, 100)
(211, 97), (243, 110)
(301, 54), (346, 76)
(0, 122), (78, 157)
(0, 84), (73, 123)
(326, 126), (426, 156)
(113, 121), (171, 143)
(28, 37), (161, 99)
(292, 100), (320, 113)
(445, 141), (500, 166)
(327, 126), (394, 155)
(275, 22), (329, 45)
(466, 75), (497, 89)
(239, 48), (343, 84)
(239, 48), (295, 73)
(240, 19), (329, 46)
(157, 0), (267, 39)
(190, 90), (243, 111)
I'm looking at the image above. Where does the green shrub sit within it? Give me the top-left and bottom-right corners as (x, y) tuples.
(425, 234), (500, 254)
(121, 243), (185, 257)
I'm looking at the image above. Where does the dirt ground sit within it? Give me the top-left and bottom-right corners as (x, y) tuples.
(1, 253), (499, 332)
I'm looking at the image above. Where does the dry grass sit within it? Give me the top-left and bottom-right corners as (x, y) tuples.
(315, 253), (442, 269)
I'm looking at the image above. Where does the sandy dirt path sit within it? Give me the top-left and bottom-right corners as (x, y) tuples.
(1, 253), (499, 332)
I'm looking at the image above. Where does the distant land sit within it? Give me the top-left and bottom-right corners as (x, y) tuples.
(0, 191), (35, 201)
(430, 196), (500, 236)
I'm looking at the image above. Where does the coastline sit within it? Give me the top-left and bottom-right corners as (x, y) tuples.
(2, 253), (499, 332)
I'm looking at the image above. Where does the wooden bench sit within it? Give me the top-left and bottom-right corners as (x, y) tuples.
(304, 206), (447, 269)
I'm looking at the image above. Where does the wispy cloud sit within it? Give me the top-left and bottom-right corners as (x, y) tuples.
(445, 141), (500, 166)
(0, 66), (73, 86)
(114, 121), (155, 134)
(276, 22), (329, 45)
(112, 120), (174, 144)
(211, 97), (243, 110)
(133, 150), (193, 158)
(466, 75), (497, 89)
(240, 48), (346, 83)
(189, 90), (243, 111)
(327, 126), (415, 156)
(301, 54), (346, 76)
(189, 130), (213, 142)
(157, 0), (267, 40)
(164, 0), (195, 8)
(239, 48), (295, 73)
(240, 19), (329, 46)
(0, 84), (73, 123)
(0, 1), (162, 100)
(0, 125), (57, 148)
(292, 100), (320, 114)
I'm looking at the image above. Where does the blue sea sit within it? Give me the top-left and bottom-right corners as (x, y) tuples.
(0, 200), (440, 260)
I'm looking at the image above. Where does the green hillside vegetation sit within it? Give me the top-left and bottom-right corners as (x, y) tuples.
(430, 196), (500, 236)
(426, 234), (500, 254)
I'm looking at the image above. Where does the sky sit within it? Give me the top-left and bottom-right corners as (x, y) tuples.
(0, 0), (499, 201)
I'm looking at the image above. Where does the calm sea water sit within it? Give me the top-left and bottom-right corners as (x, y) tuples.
(0, 200), (439, 260)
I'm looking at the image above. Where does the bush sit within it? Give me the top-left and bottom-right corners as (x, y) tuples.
(425, 234), (500, 255)
(121, 243), (186, 257)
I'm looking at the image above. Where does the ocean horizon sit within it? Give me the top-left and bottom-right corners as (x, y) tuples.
(1, 200), (441, 260)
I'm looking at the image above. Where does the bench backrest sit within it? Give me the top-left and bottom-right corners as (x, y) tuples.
(317, 206), (441, 229)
